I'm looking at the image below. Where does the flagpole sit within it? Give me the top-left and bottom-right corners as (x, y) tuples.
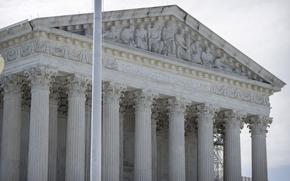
(91, 0), (102, 180)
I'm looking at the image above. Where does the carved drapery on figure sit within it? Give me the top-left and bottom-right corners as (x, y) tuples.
(102, 16), (265, 82)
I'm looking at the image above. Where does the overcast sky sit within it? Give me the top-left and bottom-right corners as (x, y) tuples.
(0, 0), (289, 180)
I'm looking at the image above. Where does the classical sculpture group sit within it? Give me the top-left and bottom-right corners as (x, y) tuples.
(104, 18), (239, 75)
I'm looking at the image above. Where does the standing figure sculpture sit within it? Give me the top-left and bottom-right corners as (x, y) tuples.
(161, 21), (177, 56)
(135, 24), (148, 50)
(120, 24), (136, 47)
(201, 45), (215, 67)
(190, 39), (203, 64)
(184, 33), (194, 61)
(175, 29), (189, 60)
(149, 21), (164, 54)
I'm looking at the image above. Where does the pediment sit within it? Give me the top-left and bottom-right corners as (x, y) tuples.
(100, 16), (267, 84)
(1, 5), (285, 91)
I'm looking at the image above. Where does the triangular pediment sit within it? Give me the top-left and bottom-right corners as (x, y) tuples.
(1, 5), (285, 91)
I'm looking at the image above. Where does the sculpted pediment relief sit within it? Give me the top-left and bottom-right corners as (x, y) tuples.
(101, 17), (267, 83)
(52, 15), (269, 84)
(0, 5), (285, 90)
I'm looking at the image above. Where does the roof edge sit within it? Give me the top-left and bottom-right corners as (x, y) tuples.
(0, 5), (286, 91)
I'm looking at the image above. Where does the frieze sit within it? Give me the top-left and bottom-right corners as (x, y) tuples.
(0, 27), (270, 107)
(20, 42), (33, 57)
(116, 60), (270, 106)
(0, 38), (92, 64)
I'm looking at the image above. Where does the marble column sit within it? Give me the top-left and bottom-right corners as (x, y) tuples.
(151, 110), (158, 181)
(119, 105), (126, 181)
(26, 67), (55, 181)
(196, 104), (217, 181)
(168, 98), (187, 181)
(185, 121), (197, 181)
(134, 90), (154, 181)
(248, 116), (272, 181)
(56, 112), (67, 181)
(65, 75), (88, 181)
(85, 91), (92, 181)
(0, 75), (22, 181)
(20, 88), (31, 181)
(102, 82), (123, 181)
(223, 110), (245, 181)
(48, 87), (59, 181)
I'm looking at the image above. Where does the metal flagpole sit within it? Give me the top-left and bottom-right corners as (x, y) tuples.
(91, 0), (102, 180)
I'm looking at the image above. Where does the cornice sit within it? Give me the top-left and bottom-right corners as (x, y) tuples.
(0, 27), (92, 50)
(103, 41), (274, 96)
(0, 5), (283, 90)
(0, 27), (273, 106)
(0, 29), (92, 64)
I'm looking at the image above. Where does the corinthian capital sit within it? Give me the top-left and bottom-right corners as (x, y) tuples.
(247, 115), (272, 135)
(1, 74), (23, 94)
(168, 97), (189, 115)
(66, 74), (89, 97)
(134, 90), (157, 110)
(195, 103), (219, 120)
(221, 110), (247, 129)
(102, 81), (125, 103)
(25, 65), (56, 90)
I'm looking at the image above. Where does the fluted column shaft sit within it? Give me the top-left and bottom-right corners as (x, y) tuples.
(48, 91), (58, 181)
(0, 76), (22, 181)
(223, 111), (244, 181)
(27, 67), (54, 181)
(151, 112), (158, 181)
(119, 106), (125, 181)
(186, 124), (197, 181)
(168, 98), (186, 181)
(102, 82), (122, 181)
(65, 75), (88, 181)
(134, 90), (154, 181)
(85, 93), (92, 181)
(197, 104), (217, 181)
(249, 116), (271, 181)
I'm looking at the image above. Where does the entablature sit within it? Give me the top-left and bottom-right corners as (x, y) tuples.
(0, 27), (276, 96)
(0, 19), (278, 112)
(0, 5), (285, 92)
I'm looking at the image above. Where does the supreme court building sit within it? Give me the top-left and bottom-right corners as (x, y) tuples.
(0, 5), (285, 181)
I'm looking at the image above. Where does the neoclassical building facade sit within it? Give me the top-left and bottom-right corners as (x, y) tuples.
(0, 5), (285, 181)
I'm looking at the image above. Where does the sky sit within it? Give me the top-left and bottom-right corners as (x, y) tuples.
(0, 0), (289, 180)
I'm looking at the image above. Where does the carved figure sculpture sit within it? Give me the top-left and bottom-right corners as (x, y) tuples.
(161, 21), (177, 56)
(231, 61), (245, 76)
(214, 50), (234, 72)
(120, 24), (136, 47)
(103, 25), (120, 41)
(184, 33), (194, 61)
(190, 40), (203, 64)
(148, 21), (164, 54)
(135, 24), (148, 50)
(175, 29), (188, 60)
(201, 46), (215, 66)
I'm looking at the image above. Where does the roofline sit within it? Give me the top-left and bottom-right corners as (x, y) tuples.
(0, 5), (286, 90)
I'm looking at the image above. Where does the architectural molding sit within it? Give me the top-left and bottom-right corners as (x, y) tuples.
(168, 97), (188, 115)
(66, 74), (89, 98)
(220, 110), (247, 130)
(0, 74), (23, 94)
(25, 65), (56, 90)
(246, 116), (272, 135)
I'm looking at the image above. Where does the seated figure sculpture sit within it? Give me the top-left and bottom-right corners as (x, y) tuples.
(120, 24), (136, 47)
(135, 24), (148, 50)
